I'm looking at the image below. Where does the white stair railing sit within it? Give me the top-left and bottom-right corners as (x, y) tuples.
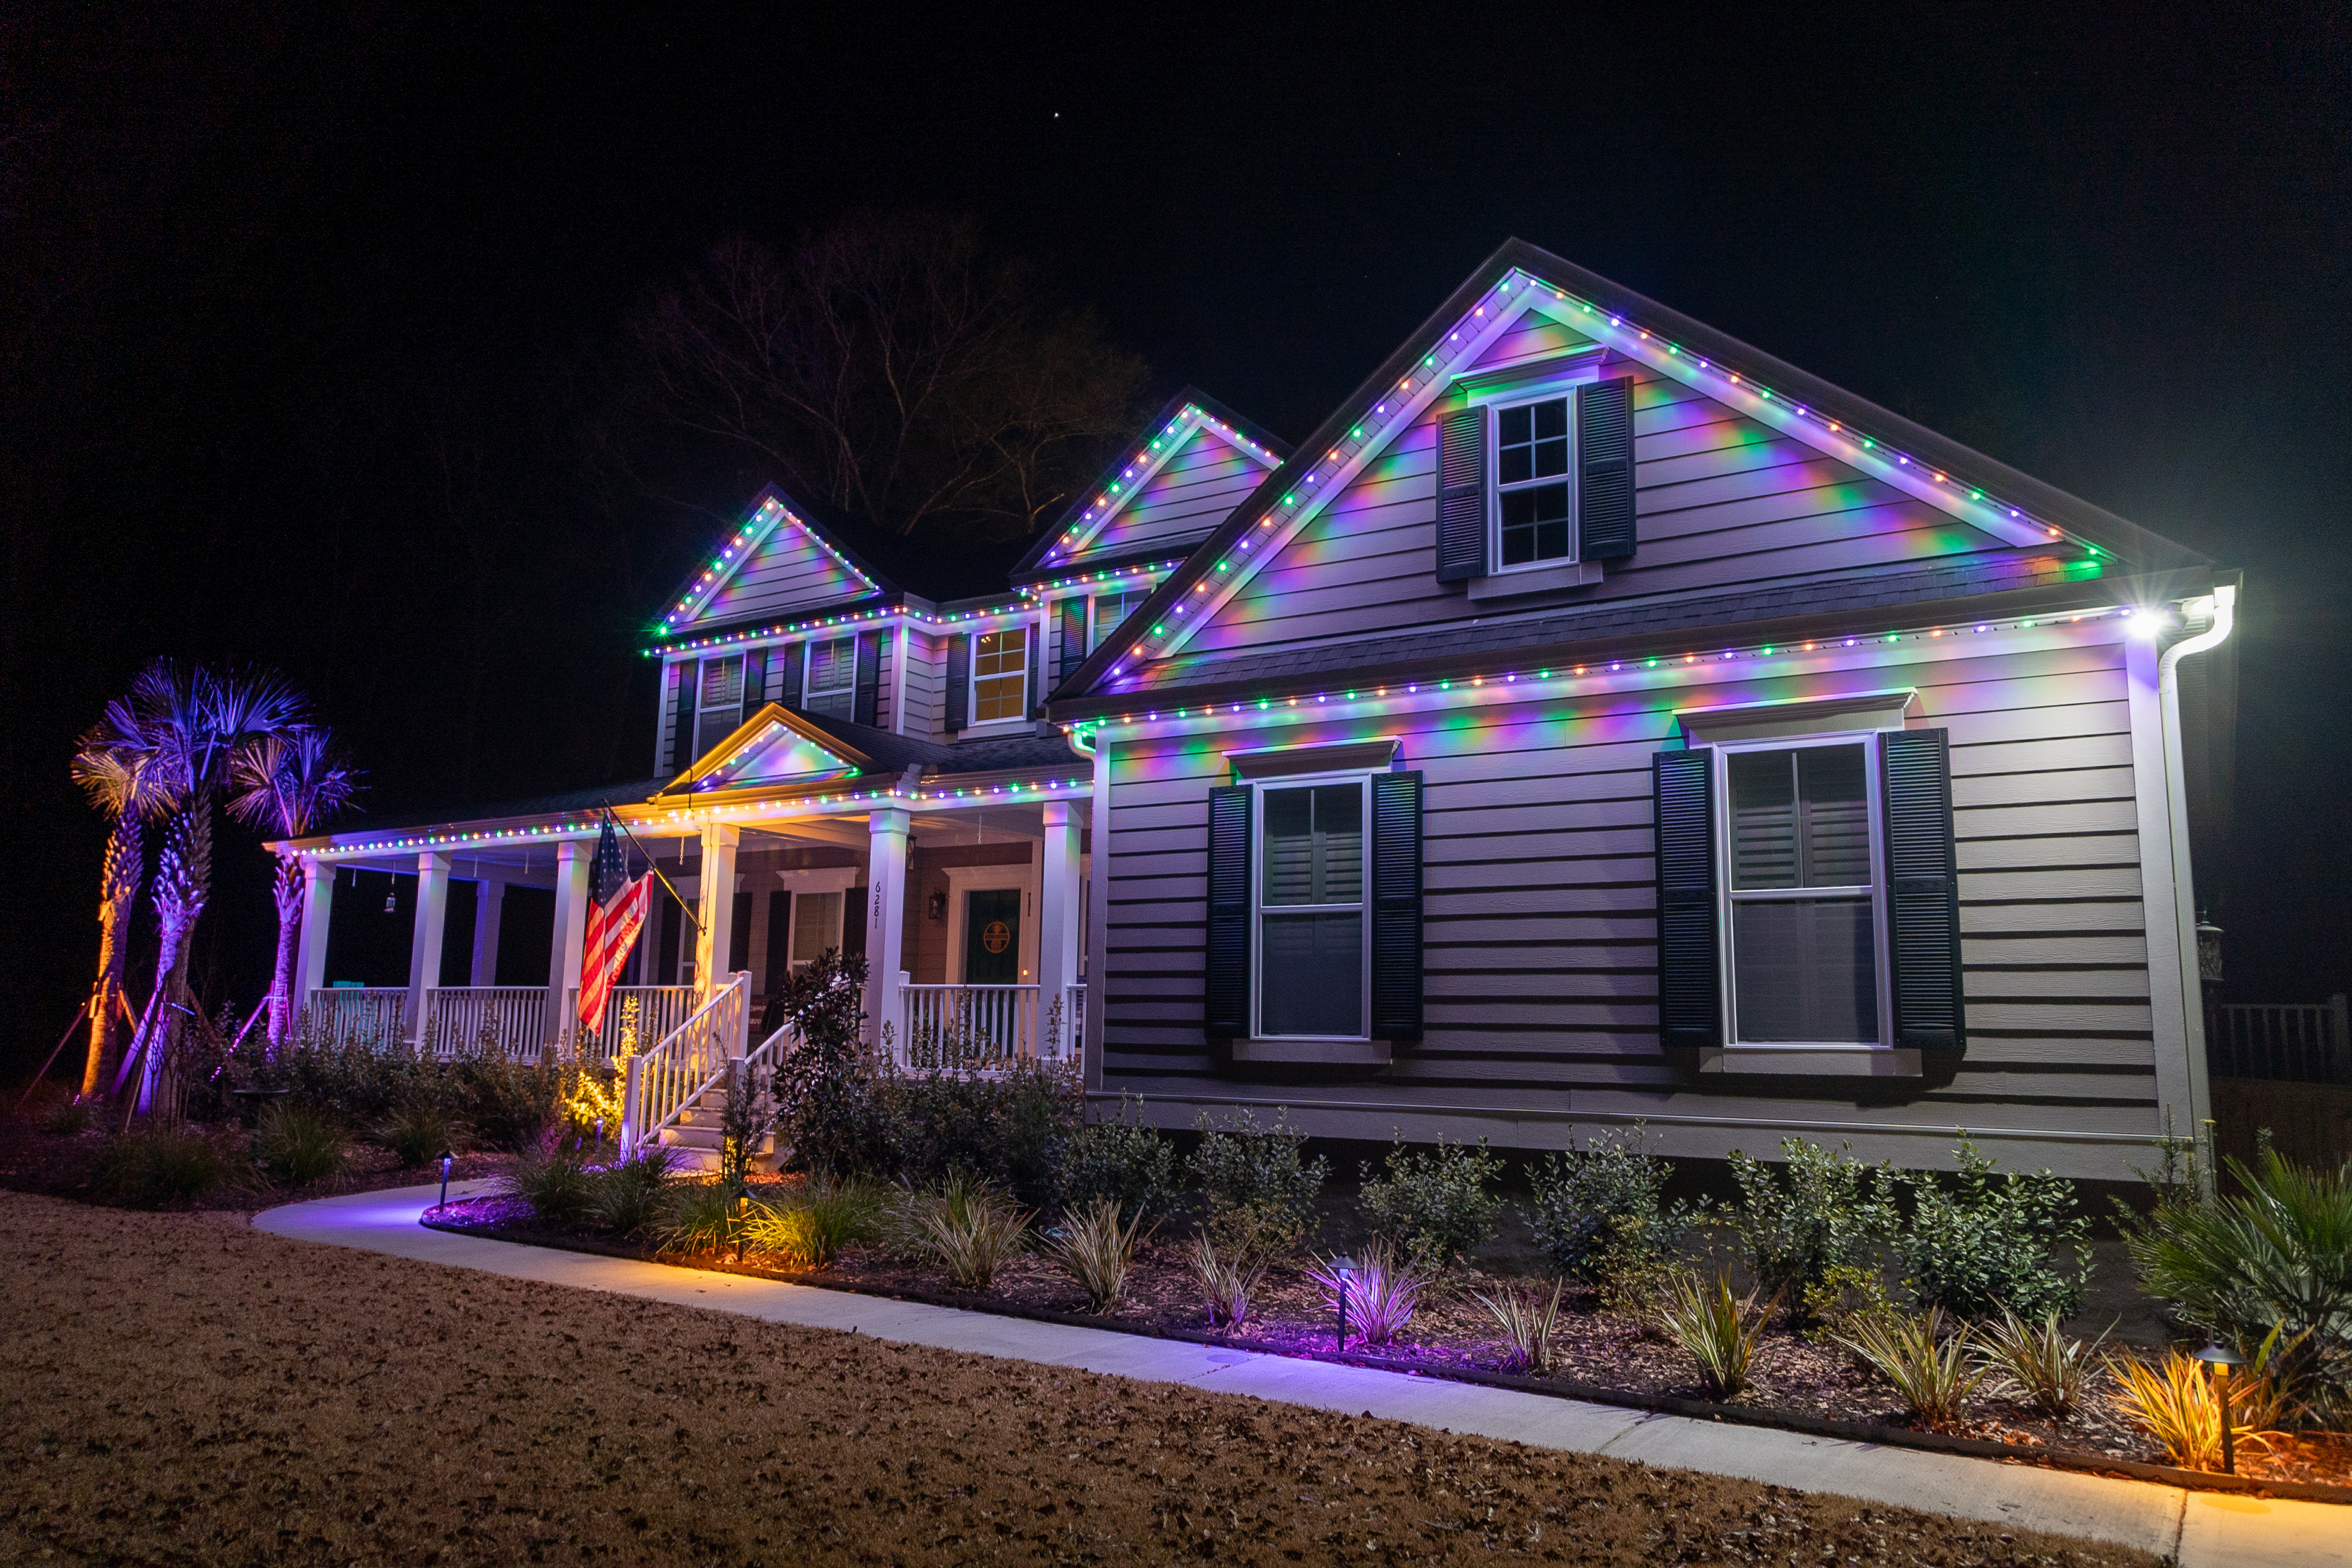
(618, 973), (749, 1156)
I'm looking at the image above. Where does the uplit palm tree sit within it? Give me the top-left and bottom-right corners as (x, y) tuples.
(69, 699), (176, 1097)
(124, 661), (302, 1104)
(229, 727), (360, 1046)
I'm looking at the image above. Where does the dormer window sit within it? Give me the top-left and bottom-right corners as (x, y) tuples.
(972, 627), (1028, 722)
(1495, 397), (1574, 568)
(804, 636), (856, 721)
(1090, 589), (1146, 651)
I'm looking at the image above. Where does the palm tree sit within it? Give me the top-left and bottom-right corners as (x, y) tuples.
(229, 727), (360, 1046)
(124, 661), (302, 1106)
(69, 699), (175, 1097)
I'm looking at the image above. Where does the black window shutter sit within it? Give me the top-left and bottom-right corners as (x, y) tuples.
(1059, 595), (1089, 682)
(1653, 748), (1722, 1050)
(945, 633), (969, 732)
(1204, 783), (1252, 1041)
(671, 662), (697, 771)
(778, 642), (802, 709)
(728, 890), (753, 974)
(1024, 620), (1043, 718)
(1370, 770), (1425, 1042)
(1434, 407), (1488, 583)
(841, 887), (868, 959)
(1578, 376), (1637, 561)
(854, 631), (881, 727)
(764, 890), (791, 993)
(1880, 728), (1965, 1053)
(744, 645), (769, 710)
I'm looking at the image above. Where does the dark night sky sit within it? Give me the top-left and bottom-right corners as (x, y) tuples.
(5, 5), (2347, 1082)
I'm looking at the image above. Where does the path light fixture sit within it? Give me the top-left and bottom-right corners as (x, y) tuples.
(438, 1150), (455, 1209)
(735, 1192), (751, 1263)
(2193, 1343), (2244, 1473)
(1332, 1256), (1356, 1350)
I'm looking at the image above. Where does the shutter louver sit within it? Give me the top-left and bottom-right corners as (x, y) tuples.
(853, 632), (881, 727)
(1204, 783), (1252, 1041)
(1578, 376), (1637, 561)
(1025, 621), (1043, 718)
(777, 642), (802, 709)
(745, 646), (769, 711)
(1059, 596), (1089, 683)
(944, 634), (969, 733)
(670, 662), (697, 773)
(1370, 770), (1425, 1042)
(1880, 728), (1965, 1053)
(1434, 407), (1488, 583)
(1653, 748), (1722, 1050)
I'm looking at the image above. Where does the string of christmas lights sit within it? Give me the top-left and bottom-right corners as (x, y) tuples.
(1041, 402), (1282, 566)
(659, 495), (880, 633)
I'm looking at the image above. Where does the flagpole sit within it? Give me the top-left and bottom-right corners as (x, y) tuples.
(598, 801), (702, 935)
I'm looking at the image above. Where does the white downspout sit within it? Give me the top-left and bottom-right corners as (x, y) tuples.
(2154, 583), (2237, 1146)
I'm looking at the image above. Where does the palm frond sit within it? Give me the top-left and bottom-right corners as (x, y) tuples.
(228, 726), (362, 835)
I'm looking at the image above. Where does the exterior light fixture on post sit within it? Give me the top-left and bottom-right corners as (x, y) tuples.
(437, 1150), (455, 1209)
(734, 1192), (751, 1264)
(1332, 1255), (1356, 1350)
(2193, 1343), (2244, 1473)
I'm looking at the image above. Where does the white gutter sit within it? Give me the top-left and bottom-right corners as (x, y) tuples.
(2153, 581), (2237, 1155)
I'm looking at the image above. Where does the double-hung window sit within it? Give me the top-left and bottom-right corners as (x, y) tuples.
(1494, 396), (1574, 568)
(1722, 739), (1884, 1046)
(1090, 589), (1145, 651)
(1255, 776), (1368, 1039)
(972, 627), (1028, 722)
(693, 654), (745, 758)
(803, 636), (856, 721)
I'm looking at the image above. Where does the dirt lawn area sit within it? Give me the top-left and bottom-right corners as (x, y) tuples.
(0, 1192), (2153, 1566)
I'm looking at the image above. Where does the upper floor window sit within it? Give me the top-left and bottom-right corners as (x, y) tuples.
(693, 654), (745, 758)
(1091, 589), (1146, 651)
(804, 636), (856, 721)
(972, 627), (1028, 722)
(1495, 396), (1574, 568)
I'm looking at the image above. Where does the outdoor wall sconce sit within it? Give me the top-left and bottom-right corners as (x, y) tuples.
(2194, 1342), (2244, 1472)
(437, 1150), (455, 1209)
(928, 891), (948, 921)
(1332, 1255), (1355, 1350)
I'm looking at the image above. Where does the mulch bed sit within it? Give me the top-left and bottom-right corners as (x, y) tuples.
(0, 1115), (523, 1212)
(431, 1184), (2352, 1499)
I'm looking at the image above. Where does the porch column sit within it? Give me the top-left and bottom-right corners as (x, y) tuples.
(549, 839), (591, 1017)
(1039, 800), (1082, 1054)
(292, 856), (334, 1013)
(694, 822), (740, 1001)
(468, 880), (504, 987)
(864, 807), (910, 1049)
(406, 852), (452, 1045)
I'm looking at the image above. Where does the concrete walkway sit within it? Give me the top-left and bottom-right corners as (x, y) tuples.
(256, 1184), (2341, 1568)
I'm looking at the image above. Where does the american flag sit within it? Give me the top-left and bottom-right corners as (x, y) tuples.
(578, 814), (651, 1035)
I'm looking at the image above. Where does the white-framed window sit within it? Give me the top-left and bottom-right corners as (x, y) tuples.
(789, 890), (844, 970)
(804, 636), (856, 721)
(693, 654), (745, 757)
(1253, 770), (1370, 1040)
(1717, 734), (1889, 1048)
(1089, 588), (1146, 651)
(1494, 394), (1575, 569)
(971, 626), (1028, 722)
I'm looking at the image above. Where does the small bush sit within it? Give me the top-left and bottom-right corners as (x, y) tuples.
(1832, 1307), (1985, 1429)
(500, 1140), (596, 1227)
(94, 1129), (231, 1207)
(1044, 1198), (1153, 1312)
(43, 1097), (93, 1135)
(656, 1180), (744, 1257)
(1656, 1272), (1772, 1401)
(1528, 1125), (1703, 1288)
(1188, 1107), (1326, 1256)
(1799, 1261), (1891, 1345)
(772, 953), (894, 1177)
(1307, 1241), (1423, 1347)
(1474, 1279), (1566, 1374)
(1187, 1235), (1267, 1328)
(2107, 1345), (2293, 1470)
(883, 1059), (1082, 1208)
(375, 1102), (468, 1169)
(252, 1103), (348, 1187)
(589, 1146), (681, 1235)
(1893, 1140), (2092, 1322)
(451, 1051), (561, 1153)
(746, 1175), (884, 1269)
(893, 1175), (1031, 1290)
(1059, 1095), (1181, 1223)
(1358, 1132), (1504, 1273)
(1728, 1139), (1897, 1322)
(1977, 1309), (2106, 1423)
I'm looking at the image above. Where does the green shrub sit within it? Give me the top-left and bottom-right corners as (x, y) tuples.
(45, 1097), (93, 1135)
(1891, 1140), (2091, 1322)
(251, 1103), (348, 1187)
(1059, 1095), (1181, 1223)
(449, 1051), (561, 1153)
(746, 1175), (884, 1269)
(2121, 1142), (2352, 1423)
(375, 1102), (468, 1168)
(94, 1129), (231, 1207)
(500, 1140), (596, 1226)
(1728, 1138), (1897, 1321)
(881, 1059), (1082, 1208)
(1188, 1107), (1326, 1259)
(1474, 1279), (1566, 1374)
(1527, 1125), (1703, 1287)
(1044, 1198), (1153, 1312)
(773, 953), (896, 1177)
(1656, 1272), (1772, 1401)
(1358, 1132), (1504, 1273)
(589, 1147), (681, 1235)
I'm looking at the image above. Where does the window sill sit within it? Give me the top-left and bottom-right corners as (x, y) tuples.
(1466, 559), (1604, 604)
(1693, 1046), (1922, 1077)
(954, 718), (1035, 740)
(1230, 1037), (1393, 1066)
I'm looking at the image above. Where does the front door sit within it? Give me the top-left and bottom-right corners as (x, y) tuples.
(963, 889), (1022, 984)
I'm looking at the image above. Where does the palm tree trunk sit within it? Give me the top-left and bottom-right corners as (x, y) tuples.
(267, 856), (301, 1048)
(128, 801), (207, 1113)
(82, 812), (143, 1096)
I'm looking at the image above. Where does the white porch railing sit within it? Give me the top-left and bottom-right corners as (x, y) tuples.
(619, 973), (750, 1156)
(424, 987), (550, 1059)
(896, 983), (1085, 1071)
(306, 987), (409, 1047)
(564, 985), (700, 1063)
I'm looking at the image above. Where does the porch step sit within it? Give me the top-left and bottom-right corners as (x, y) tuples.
(648, 1082), (775, 1171)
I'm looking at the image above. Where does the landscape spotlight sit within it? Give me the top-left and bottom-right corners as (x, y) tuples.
(438, 1150), (455, 1209)
(1332, 1255), (1356, 1350)
(2192, 1343), (2244, 1473)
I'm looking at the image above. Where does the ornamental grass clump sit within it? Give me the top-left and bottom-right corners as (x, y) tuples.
(1832, 1307), (1985, 1429)
(1655, 1272), (1772, 1401)
(1358, 1132), (1505, 1274)
(2106, 1346), (2293, 1471)
(894, 1175), (1031, 1289)
(1474, 1279), (1567, 1374)
(655, 1180), (743, 1257)
(1976, 1309), (2107, 1423)
(500, 1138), (596, 1227)
(1307, 1241), (1423, 1348)
(747, 1175), (884, 1269)
(93, 1128), (231, 1207)
(251, 1102), (347, 1187)
(1186, 1234), (1267, 1328)
(1043, 1198), (1154, 1312)
(375, 1101), (468, 1169)
(587, 1146), (681, 1236)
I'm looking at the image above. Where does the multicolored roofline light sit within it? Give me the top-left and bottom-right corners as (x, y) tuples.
(1040, 402), (1282, 568)
(659, 495), (881, 633)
